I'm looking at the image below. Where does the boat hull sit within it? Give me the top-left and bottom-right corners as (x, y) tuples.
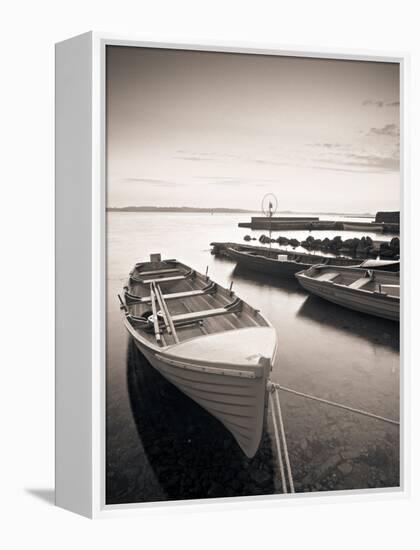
(342, 222), (383, 232)
(228, 247), (304, 276)
(121, 255), (277, 458)
(226, 246), (372, 278)
(296, 272), (399, 321)
(226, 246), (399, 279)
(130, 333), (272, 458)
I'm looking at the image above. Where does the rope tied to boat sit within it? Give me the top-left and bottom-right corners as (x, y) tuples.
(268, 383), (295, 494)
(273, 383), (399, 426)
(267, 381), (399, 494)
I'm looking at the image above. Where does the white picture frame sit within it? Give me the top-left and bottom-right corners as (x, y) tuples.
(55, 31), (410, 518)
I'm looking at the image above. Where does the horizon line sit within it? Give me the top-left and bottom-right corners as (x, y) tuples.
(106, 205), (384, 216)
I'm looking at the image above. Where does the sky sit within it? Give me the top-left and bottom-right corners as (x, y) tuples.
(106, 46), (400, 213)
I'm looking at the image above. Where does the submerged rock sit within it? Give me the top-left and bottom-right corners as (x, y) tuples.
(207, 482), (225, 498)
(250, 468), (272, 488)
(300, 438), (308, 451)
(338, 462), (353, 476)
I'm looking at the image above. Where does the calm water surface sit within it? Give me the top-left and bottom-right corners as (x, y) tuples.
(106, 213), (399, 504)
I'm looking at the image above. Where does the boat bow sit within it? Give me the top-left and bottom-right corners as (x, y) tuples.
(154, 327), (277, 457)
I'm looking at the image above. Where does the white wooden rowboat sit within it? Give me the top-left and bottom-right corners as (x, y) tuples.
(119, 254), (277, 458)
(295, 265), (399, 321)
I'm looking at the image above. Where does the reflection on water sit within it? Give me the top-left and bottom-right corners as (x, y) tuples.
(112, 340), (277, 503)
(297, 295), (399, 352)
(106, 212), (400, 504)
(232, 263), (307, 296)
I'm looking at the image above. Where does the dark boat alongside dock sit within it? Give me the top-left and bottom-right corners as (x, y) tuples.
(211, 241), (399, 272)
(212, 234), (399, 260)
(224, 245), (399, 277)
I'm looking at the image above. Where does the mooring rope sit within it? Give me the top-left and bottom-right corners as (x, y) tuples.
(269, 393), (287, 493)
(274, 383), (399, 426)
(274, 390), (295, 492)
(269, 387), (295, 493)
(268, 380), (399, 493)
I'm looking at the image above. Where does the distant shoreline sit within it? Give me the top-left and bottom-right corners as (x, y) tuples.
(106, 206), (256, 214)
(107, 206), (374, 217)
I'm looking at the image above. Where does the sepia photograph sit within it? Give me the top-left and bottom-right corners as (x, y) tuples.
(105, 45), (400, 505)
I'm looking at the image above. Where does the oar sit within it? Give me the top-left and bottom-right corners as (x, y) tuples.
(149, 284), (161, 343)
(152, 282), (172, 335)
(154, 282), (180, 344)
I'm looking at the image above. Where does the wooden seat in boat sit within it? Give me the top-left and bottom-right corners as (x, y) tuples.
(348, 277), (372, 290)
(379, 284), (400, 297)
(140, 274), (190, 284)
(316, 271), (340, 282)
(136, 267), (180, 276)
(130, 283), (216, 303)
(381, 284), (400, 289)
(171, 300), (242, 324)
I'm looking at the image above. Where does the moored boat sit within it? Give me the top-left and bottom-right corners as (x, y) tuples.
(225, 245), (399, 278)
(295, 265), (400, 321)
(342, 222), (384, 232)
(119, 253), (277, 458)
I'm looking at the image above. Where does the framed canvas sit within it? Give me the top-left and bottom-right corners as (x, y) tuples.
(55, 32), (409, 518)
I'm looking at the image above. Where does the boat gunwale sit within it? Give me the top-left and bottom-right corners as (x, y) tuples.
(295, 266), (400, 302)
(128, 259), (274, 324)
(226, 245), (361, 267)
(154, 353), (263, 379)
(215, 242), (399, 270)
(124, 316), (277, 370)
(122, 258), (278, 368)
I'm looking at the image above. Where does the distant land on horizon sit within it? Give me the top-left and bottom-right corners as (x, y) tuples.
(107, 206), (257, 213)
(106, 206), (375, 217)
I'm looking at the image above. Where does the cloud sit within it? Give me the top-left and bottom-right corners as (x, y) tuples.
(307, 141), (399, 173)
(175, 156), (208, 162)
(345, 153), (399, 171)
(197, 176), (282, 187)
(315, 151), (399, 173)
(175, 139), (400, 178)
(253, 159), (290, 167)
(314, 142), (342, 149)
(196, 176), (239, 185)
(309, 165), (379, 174)
(362, 99), (399, 108)
(174, 151), (241, 163)
(368, 123), (400, 137)
(122, 177), (175, 187)
(362, 99), (384, 107)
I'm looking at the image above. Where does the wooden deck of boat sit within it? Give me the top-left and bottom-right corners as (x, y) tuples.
(127, 265), (264, 346)
(296, 266), (400, 319)
(305, 266), (399, 287)
(167, 326), (276, 366)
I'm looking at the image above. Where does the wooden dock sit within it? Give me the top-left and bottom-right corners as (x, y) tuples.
(237, 218), (399, 234)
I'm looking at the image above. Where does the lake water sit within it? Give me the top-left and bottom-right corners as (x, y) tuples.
(106, 212), (399, 504)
